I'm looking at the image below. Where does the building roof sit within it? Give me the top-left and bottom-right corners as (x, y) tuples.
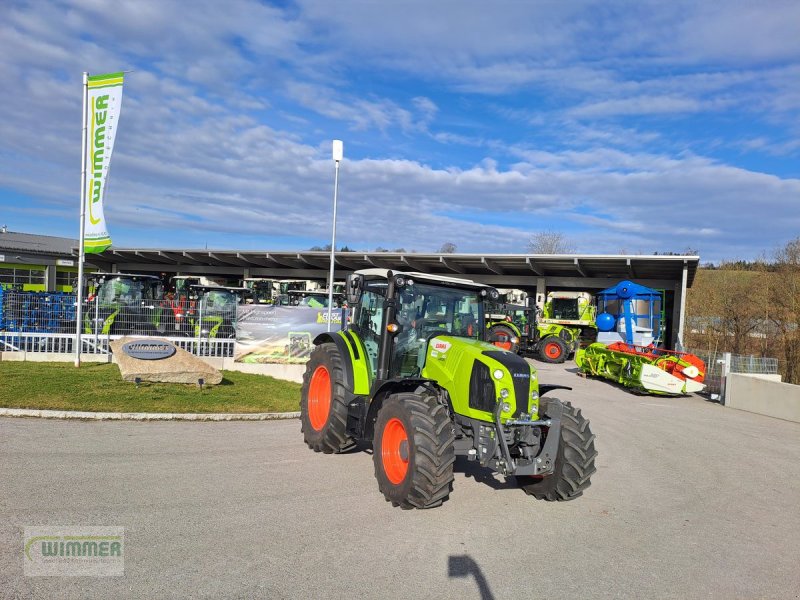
(0, 230), (77, 257)
(94, 248), (700, 287)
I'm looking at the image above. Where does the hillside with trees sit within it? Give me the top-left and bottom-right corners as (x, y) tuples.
(685, 238), (800, 383)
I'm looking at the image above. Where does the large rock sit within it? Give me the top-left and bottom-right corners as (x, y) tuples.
(111, 337), (223, 385)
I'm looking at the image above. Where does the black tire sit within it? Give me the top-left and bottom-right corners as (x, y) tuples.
(373, 392), (455, 509)
(518, 399), (597, 501)
(300, 343), (355, 454)
(488, 324), (519, 354)
(538, 337), (567, 364)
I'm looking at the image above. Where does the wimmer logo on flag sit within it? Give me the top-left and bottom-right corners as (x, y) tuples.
(84, 72), (124, 254)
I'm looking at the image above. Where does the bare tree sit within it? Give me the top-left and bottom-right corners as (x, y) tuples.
(527, 231), (576, 254)
(439, 242), (457, 254)
(770, 238), (800, 383)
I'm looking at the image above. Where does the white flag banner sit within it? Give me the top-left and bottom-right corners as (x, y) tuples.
(84, 72), (124, 254)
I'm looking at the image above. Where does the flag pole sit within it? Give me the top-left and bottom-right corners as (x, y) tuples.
(74, 71), (89, 367)
(326, 140), (343, 332)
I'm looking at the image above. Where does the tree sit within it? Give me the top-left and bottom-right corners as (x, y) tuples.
(308, 244), (354, 252)
(770, 238), (800, 384)
(527, 231), (575, 254)
(439, 242), (457, 254)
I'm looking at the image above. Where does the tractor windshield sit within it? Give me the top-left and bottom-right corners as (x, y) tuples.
(96, 277), (159, 305)
(551, 298), (580, 320)
(200, 290), (239, 313)
(398, 283), (482, 339)
(391, 282), (483, 378)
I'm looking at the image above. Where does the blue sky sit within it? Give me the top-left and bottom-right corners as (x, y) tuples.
(0, 0), (798, 262)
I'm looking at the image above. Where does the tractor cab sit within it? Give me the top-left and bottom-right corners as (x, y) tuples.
(287, 290), (344, 308)
(347, 269), (494, 381)
(274, 279), (320, 305)
(188, 285), (249, 338)
(85, 273), (164, 335)
(90, 273), (163, 306)
(243, 278), (277, 304)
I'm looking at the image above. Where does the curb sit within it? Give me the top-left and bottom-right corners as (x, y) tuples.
(0, 408), (301, 422)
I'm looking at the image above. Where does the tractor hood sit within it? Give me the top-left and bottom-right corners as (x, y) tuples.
(421, 335), (540, 423)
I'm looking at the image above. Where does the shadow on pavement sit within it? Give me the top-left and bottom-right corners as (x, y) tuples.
(448, 554), (495, 600)
(453, 456), (517, 491)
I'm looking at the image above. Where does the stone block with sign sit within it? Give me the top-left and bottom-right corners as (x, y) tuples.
(111, 337), (223, 385)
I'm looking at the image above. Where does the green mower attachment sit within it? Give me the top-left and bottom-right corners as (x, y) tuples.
(576, 342), (706, 396)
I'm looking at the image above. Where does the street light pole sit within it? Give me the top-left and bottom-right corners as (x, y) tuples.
(326, 140), (343, 332)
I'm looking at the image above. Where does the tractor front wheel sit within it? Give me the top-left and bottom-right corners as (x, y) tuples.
(517, 399), (597, 501)
(539, 337), (567, 364)
(373, 392), (455, 509)
(300, 343), (354, 453)
(488, 324), (519, 354)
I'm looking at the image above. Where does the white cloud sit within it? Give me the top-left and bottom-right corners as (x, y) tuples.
(0, 0), (798, 265)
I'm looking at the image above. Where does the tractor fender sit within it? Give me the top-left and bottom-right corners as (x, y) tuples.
(313, 330), (373, 395)
(486, 321), (522, 339)
(364, 378), (439, 440)
(312, 332), (355, 393)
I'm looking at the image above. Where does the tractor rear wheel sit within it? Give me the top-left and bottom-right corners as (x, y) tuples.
(539, 337), (567, 364)
(373, 392), (455, 509)
(300, 343), (355, 454)
(488, 324), (519, 354)
(517, 399), (597, 501)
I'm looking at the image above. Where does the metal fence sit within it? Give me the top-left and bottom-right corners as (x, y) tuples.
(0, 290), (236, 358)
(686, 348), (780, 401)
(0, 331), (235, 358)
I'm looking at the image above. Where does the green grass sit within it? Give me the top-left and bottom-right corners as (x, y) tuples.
(0, 362), (302, 413)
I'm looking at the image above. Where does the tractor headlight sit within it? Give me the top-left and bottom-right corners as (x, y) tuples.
(531, 390), (539, 401)
(395, 276), (406, 288)
(510, 336), (519, 344)
(493, 369), (504, 380)
(501, 402), (511, 413)
(500, 388), (509, 399)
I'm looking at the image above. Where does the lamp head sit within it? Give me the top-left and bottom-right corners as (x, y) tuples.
(332, 139), (343, 162)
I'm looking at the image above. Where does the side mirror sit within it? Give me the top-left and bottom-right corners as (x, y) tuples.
(346, 273), (362, 306)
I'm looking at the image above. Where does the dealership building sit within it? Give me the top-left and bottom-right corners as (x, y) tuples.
(0, 228), (699, 348)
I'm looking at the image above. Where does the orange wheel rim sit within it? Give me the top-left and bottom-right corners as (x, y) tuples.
(545, 342), (562, 358)
(308, 366), (331, 431)
(381, 418), (409, 485)
(493, 331), (513, 351)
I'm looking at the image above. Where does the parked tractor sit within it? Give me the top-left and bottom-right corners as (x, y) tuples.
(300, 269), (596, 509)
(538, 290), (597, 344)
(243, 278), (278, 304)
(84, 273), (164, 335)
(188, 285), (250, 338)
(287, 289), (345, 308)
(485, 303), (580, 364)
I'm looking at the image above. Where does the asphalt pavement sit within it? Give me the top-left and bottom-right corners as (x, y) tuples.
(1, 362), (799, 599)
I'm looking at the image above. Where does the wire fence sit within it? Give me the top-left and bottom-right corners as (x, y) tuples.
(0, 290), (236, 358)
(685, 347), (780, 399)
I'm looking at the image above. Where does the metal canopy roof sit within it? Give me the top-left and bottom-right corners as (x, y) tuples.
(94, 248), (699, 287)
(0, 230), (78, 257)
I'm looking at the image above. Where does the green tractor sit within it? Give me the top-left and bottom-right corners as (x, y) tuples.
(485, 303), (581, 364)
(300, 269), (596, 509)
(538, 290), (597, 345)
(84, 273), (164, 335)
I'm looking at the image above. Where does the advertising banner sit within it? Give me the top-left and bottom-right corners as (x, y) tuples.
(84, 72), (124, 254)
(234, 305), (343, 364)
